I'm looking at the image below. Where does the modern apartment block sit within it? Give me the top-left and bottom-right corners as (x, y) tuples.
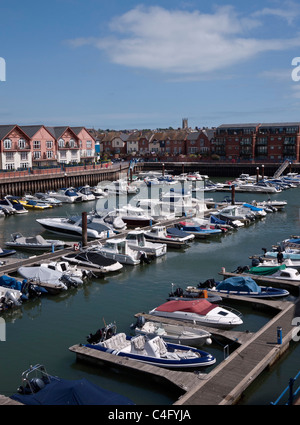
(214, 122), (300, 162)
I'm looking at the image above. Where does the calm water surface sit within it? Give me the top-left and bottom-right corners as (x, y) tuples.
(0, 182), (299, 405)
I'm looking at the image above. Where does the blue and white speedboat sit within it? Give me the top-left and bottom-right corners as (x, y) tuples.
(84, 323), (216, 369)
(176, 220), (222, 239)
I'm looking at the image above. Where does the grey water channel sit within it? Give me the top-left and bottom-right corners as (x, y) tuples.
(0, 181), (299, 405)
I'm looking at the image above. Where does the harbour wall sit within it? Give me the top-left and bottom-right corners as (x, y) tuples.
(0, 160), (299, 197)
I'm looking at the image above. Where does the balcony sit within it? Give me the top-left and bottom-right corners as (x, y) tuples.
(3, 143), (30, 151)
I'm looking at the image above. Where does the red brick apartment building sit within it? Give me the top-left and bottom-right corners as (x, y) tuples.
(213, 122), (300, 162)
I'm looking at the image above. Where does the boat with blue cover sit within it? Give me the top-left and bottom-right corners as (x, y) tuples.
(175, 220), (222, 239)
(198, 276), (289, 298)
(10, 364), (134, 405)
(84, 323), (216, 369)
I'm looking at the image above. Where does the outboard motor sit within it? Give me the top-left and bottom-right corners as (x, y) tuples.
(251, 258), (260, 267)
(87, 328), (103, 344)
(30, 378), (46, 393)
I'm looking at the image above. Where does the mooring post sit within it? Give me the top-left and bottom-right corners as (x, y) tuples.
(231, 185), (235, 205)
(82, 211), (88, 247)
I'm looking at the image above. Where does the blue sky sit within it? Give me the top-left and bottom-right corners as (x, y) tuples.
(1, 0), (300, 130)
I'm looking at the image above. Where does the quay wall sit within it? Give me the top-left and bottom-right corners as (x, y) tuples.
(141, 161), (300, 178)
(0, 163), (139, 197)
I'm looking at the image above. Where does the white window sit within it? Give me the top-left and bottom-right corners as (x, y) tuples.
(60, 151), (66, 159)
(33, 151), (41, 159)
(5, 152), (14, 161)
(47, 151), (53, 158)
(33, 140), (40, 149)
(69, 138), (75, 148)
(58, 139), (64, 148)
(21, 152), (28, 160)
(5, 163), (14, 170)
(86, 140), (92, 148)
(18, 138), (26, 149)
(20, 163), (28, 169)
(4, 138), (11, 149)
(46, 141), (53, 149)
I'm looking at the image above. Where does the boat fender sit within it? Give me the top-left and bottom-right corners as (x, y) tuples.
(73, 243), (80, 251)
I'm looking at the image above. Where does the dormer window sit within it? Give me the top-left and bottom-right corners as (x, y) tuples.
(69, 138), (75, 148)
(58, 138), (64, 148)
(18, 138), (26, 149)
(4, 138), (11, 149)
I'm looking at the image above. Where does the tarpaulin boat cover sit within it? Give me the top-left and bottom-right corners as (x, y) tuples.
(243, 203), (263, 211)
(216, 276), (261, 293)
(210, 215), (226, 224)
(18, 266), (63, 283)
(249, 264), (286, 275)
(0, 275), (24, 291)
(10, 377), (134, 405)
(167, 227), (190, 237)
(154, 299), (216, 315)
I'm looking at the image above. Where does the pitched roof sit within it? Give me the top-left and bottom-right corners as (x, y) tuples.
(46, 126), (78, 140)
(0, 125), (18, 140)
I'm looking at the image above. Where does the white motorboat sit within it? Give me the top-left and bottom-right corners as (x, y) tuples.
(34, 193), (63, 206)
(61, 250), (123, 273)
(144, 225), (194, 248)
(117, 206), (153, 227)
(36, 215), (114, 239)
(236, 181), (281, 193)
(5, 233), (65, 251)
(125, 230), (167, 257)
(47, 188), (82, 203)
(217, 205), (256, 222)
(76, 186), (96, 201)
(149, 299), (243, 329)
(17, 266), (77, 294)
(92, 209), (127, 232)
(40, 261), (90, 282)
(133, 316), (212, 346)
(0, 196), (28, 214)
(88, 239), (143, 265)
(246, 264), (300, 282)
(84, 323), (216, 369)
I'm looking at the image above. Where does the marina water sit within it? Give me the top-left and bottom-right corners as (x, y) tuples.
(0, 181), (299, 405)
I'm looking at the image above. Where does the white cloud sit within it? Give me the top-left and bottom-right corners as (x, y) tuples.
(67, 5), (300, 75)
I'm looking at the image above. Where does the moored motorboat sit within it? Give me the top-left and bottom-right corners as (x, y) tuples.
(5, 233), (65, 251)
(175, 220), (222, 239)
(61, 250), (123, 274)
(20, 198), (52, 210)
(84, 323), (216, 369)
(47, 188), (82, 203)
(17, 266), (80, 294)
(0, 196), (28, 214)
(76, 185), (96, 201)
(0, 284), (23, 311)
(125, 230), (167, 257)
(132, 316), (212, 347)
(149, 299), (243, 329)
(167, 284), (222, 303)
(0, 247), (16, 257)
(198, 276), (290, 298)
(88, 239), (143, 265)
(144, 225), (194, 249)
(10, 364), (134, 405)
(36, 215), (114, 239)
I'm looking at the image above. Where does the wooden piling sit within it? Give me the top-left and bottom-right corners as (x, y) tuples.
(81, 212), (88, 247)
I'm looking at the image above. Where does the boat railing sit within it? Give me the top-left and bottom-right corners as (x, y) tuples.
(270, 370), (300, 405)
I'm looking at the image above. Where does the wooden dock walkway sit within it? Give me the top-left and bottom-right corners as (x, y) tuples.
(175, 300), (297, 405)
